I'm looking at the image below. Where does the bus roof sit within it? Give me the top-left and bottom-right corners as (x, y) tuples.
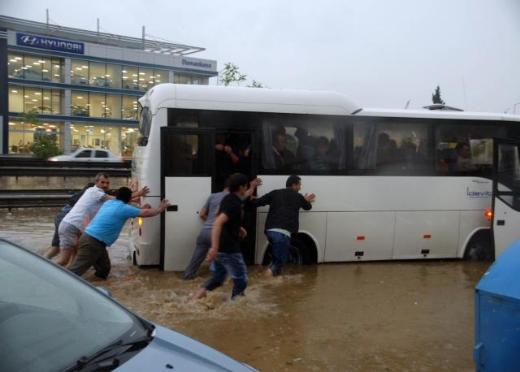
(356, 107), (520, 122)
(141, 83), (360, 116)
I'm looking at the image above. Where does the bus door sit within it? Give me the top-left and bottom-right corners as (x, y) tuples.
(160, 127), (214, 271)
(492, 139), (520, 257)
(215, 129), (258, 265)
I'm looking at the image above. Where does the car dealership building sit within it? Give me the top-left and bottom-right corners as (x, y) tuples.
(0, 15), (217, 156)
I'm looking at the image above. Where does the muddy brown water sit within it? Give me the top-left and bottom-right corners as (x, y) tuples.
(1, 208), (488, 371)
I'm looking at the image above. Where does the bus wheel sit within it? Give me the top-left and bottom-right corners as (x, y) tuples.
(290, 234), (318, 265)
(464, 230), (493, 261)
(132, 251), (137, 266)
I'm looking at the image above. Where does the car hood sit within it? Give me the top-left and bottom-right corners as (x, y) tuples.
(115, 325), (256, 371)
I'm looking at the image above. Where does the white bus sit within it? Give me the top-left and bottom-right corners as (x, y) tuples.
(130, 83), (520, 271)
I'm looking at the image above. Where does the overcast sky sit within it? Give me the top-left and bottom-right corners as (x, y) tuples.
(2, 0), (519, 113)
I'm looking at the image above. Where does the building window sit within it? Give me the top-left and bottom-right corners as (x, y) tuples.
(7, 53), (24, 79)
(122, 66), (139, 90)
(106, 64), (122, 89)
(154, 69), (167, 85)
(8, 119), (63, 154)
(122, 95), (138, 120)
(121, 126), (138, 157)
(174, 73), (208, 85)
(8, 53), (64, 83)
(89, 62), (107, 87)
(9, 85), (63, 114)
(106, 94), (122, 119)
(71, 91), (89, 116)
(71, 60), (89, 85)
(8, 87), (23, 112)
(138, 67), (154, 91)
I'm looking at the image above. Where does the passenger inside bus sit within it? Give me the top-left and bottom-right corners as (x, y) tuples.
(272, 128), (296, 171)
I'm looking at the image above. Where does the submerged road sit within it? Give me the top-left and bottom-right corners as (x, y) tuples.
(1, 208), (486, 371)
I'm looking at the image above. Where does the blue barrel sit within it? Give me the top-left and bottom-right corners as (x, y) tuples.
(474, 240), (520, 372)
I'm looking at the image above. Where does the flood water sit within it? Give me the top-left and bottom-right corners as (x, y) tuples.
(1, 208), (489, 371)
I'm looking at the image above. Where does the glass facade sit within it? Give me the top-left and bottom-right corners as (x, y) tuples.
(9, 85), (63, 114)
(6, 48), (213, 155)
(8, 53), (63, 83)
(71, 59), (168, 91)
(70, 123), (137, 158)
(174, 73), (208, 85)
(71, 91), (138, 120)
(8, 119), (63, 154)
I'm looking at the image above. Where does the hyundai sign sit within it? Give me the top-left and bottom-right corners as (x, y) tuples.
(16, 33), (84, 54)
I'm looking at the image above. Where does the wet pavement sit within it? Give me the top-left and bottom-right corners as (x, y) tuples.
(1, 208), (488, 371)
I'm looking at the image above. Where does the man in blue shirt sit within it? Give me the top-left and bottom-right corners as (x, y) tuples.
(69, 187), (168, 279)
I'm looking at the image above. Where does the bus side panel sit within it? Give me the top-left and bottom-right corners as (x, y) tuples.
(324, 212), (395, 262)
(394, 211), (460, 259)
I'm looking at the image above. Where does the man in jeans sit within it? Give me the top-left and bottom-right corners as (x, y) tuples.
(56, 173), (148, 268)
(68, 187), (168, 279)
(252, 175), (315, 276)
(193, 173), (250, 300)
(183, 177), (261, 280)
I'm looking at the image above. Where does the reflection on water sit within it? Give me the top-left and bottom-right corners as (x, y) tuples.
(1, 208), (488, 371)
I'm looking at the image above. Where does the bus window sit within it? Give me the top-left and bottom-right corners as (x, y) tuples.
(353, 119), (431, 174)
(137, 106), (151, 146)
(163, 134), (200, 176)
(435, 123), (505, 174)
(261, 114), (346, 173)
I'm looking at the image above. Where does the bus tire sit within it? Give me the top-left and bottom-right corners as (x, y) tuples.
(464, 230), (493, 261)
(132, 250), (137, 266)
(290, 234), (318, 265)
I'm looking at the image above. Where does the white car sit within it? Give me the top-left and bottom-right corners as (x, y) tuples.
(49, 148), (123, 163)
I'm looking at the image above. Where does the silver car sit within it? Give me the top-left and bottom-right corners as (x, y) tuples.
(49, 148), (123, 163)
(0, 239), (255, 372)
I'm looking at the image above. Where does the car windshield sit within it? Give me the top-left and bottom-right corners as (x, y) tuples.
(0, 240), (145, 372)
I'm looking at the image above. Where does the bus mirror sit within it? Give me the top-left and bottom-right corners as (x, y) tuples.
(138, 137), (148, 146)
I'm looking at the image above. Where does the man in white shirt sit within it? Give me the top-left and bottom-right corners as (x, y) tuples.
(55, 173), (148, 267)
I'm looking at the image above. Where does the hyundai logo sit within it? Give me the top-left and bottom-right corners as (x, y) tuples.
(20, 35), (39, 45)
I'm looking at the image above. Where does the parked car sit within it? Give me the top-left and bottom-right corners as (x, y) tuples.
(0, 239), (256, 372)
(49, 148), (123, 163)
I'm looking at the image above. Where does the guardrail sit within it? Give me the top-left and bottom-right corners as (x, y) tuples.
(0, 157), (131, 177)
(0, 189), (77, 209)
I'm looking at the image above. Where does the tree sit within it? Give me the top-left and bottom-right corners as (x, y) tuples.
(20, 109), (61, 159)
(219, 62), (265, 88)
(248, 80), (264, 88)
(432, 85), (445, 105)
(219, 63), (247, 86)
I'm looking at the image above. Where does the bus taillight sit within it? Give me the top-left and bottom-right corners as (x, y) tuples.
(484, 208), (493, 221)
(138, 217), (143, 236)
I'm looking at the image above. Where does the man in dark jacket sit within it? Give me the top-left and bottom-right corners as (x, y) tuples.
(252, 175), (315, 276)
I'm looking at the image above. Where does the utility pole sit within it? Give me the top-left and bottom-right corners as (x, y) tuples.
(46, 9), (49, 27)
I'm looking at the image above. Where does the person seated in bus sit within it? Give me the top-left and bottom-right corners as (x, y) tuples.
(309, 136), (337, 171)
(376, 132), (399, 167)
(454, 142), (476, 172)
(272, 129), (296, 171)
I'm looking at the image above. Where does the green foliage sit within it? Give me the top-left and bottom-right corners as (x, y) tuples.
(20, 109), (62, 159)
(248, 80), (264, 88)
(432, 85), (445, 104)
(31, 135), (62, 159)
(220, 63), (247, 86)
